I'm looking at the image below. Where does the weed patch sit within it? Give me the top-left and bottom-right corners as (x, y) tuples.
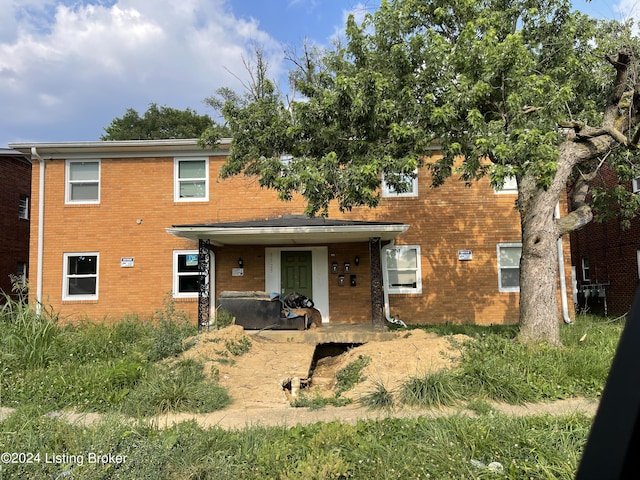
(400, 369), (461, 407)
(335, 354), (370, 394)
(225, 336), (252, 356)
(360, 380), (396, 410)
(121, 359), (231, 416)
(289, 389), (352, 409)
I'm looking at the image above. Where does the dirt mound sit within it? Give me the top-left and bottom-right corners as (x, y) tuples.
(320, 330), (471, 400)
(179, 326), (470, 409)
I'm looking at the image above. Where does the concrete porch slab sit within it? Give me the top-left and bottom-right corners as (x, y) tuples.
(245, 323), (403, 344)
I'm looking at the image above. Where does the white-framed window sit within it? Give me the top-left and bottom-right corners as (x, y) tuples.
(633, 176), (640, 193)
(384, 245), (422, 294)
(17, 261), (27, 278)
(497, 243), (521, 292)
(173, 250), (200, 298)
(18, 194), (29, 219)
(581, 257), (590, 282)
(16, 261), (27, 286)
(63, 253), (99, 300)
(494, 175), (518, 194)
(382, 171), (419, 198)
(174, 158), (209, 201)
(66, 160), (100, 204)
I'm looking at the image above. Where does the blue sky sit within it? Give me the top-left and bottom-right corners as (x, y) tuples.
(0, 0), (632, 147)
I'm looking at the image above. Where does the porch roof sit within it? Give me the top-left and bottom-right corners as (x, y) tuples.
(166, 216), (409, 245)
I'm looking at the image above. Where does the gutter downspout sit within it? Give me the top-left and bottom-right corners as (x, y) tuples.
(32, 147), (45, 315)
(555, 203), (573, 324)
(381, 241), (408, 328)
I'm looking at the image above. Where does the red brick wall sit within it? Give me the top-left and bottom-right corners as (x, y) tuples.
(0, 155), (31, 298)
(30, 150), (574, 325)
(570, 166), (640, 315)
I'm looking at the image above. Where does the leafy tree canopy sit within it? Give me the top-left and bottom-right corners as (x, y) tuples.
(205, 0), (640, 344)
(102, 103), (223, 140)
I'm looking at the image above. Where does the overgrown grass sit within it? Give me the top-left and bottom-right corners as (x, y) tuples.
(367, 314), (624, 409)
(400, 369), (462, 407)
(0, 281), (622, 475)
(0, 405), (592, 479)
(0, 294), (228, 416)
(0, 294), (622, 479)
(121, 359), (231, 416)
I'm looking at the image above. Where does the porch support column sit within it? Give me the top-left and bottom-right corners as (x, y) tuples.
(197, 239), (211, 330)
(369, 237), (385, 330)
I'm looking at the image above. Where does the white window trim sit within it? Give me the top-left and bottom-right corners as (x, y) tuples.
(494, 175), (518, 194)
(382, 171), (419, 198)
(173, 250), (200, 299)
(65, 160), (101, 204)
(17, 261), (27, 286)
(581, 257), (590, 282)
(384, 245), (422, 294)
(497, 243), (521, 292)
(174, 157), (209, 202)
(62, 252), (99, 301)
(18, 194), (29, 220)
(633, 176), (640, 193)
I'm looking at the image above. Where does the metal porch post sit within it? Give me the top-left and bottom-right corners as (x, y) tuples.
(197, 239), (211, 330)
(369, 237), (385, 330)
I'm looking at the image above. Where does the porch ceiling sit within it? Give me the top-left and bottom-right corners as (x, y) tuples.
(166, 216), (409, 245)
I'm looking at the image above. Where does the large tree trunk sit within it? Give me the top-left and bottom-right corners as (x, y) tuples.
(515, 140), (603, 346)
(514, 52), (638, 345)
(517, 187), (562, 345)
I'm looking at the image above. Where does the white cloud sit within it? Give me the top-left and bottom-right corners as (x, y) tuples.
(0, 0), (286, 143)
(614, 0), (640, 19)
(326, 2), (375, 44)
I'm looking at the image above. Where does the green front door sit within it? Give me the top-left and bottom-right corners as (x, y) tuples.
(281, 251), (313, 299)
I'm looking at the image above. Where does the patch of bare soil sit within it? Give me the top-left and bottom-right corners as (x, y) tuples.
(181, 327), (468, 408)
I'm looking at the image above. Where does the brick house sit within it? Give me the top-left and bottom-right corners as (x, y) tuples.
(9, 139), (574, 326)
(0, 148), (31, 300)
(569, 167), (640, 316)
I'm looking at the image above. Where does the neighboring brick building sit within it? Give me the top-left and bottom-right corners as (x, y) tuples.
(570, 167), (640, 316)
(9, 139), (574, 326)
(0, 149), (31, 299)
